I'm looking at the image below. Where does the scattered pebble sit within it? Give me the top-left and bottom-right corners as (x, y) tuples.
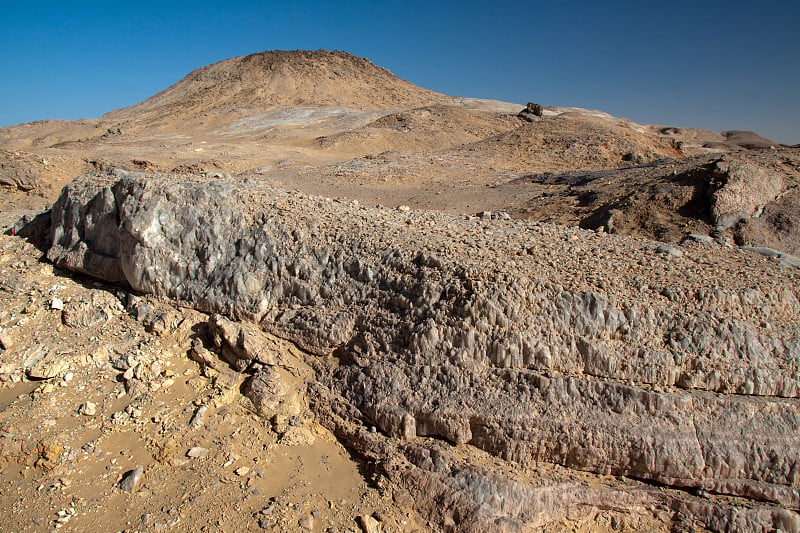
(682, 233), (714, 245)
(655, 244), (683, 258)
(54, 507), (76, 528)
(50, 298), (64, 310)
(0, 333), (13, 350)
(357, 514), (381, 533)
(187, 446), (209, 458)
(189, 405), (207, 428)
(119, 466), (144, 492)
(79, 402), (97, 416)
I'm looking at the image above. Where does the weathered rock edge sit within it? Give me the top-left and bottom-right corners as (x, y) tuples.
(47, 171), (800, 530)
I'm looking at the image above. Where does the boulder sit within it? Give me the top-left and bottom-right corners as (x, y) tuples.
(518, 102), (544, 122)
(526, 102), (543, 116)
(710, 156), (784, 229)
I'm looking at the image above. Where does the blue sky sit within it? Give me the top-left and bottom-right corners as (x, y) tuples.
(2, 0), (798, 143)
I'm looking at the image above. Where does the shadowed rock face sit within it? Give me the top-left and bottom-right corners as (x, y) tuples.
(47, 170), (800, 531)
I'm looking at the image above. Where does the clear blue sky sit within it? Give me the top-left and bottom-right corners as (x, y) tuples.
(2, 0), (798, 143)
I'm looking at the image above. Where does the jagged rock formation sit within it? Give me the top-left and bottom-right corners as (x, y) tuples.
(494, 147), (800, 256)
(517, 102), (543, 123)
(711, 155), (785, 229)
(46, 170), (800, 531)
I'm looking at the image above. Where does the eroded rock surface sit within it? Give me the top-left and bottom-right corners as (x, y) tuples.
(505, 148), (800, 257)
(46, 170), (800, 531)
(0, 150), (51, 192)
(710, 155), (784, 229)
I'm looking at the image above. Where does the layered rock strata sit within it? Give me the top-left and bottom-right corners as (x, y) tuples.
(47, 170), (800, 531)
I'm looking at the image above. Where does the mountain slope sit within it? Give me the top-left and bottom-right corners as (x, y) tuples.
(104, 50), (455, 125)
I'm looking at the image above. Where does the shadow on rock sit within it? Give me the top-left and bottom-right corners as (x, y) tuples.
(5, 210), (52, 256)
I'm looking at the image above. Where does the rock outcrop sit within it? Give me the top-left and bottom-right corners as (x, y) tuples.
(710, 155), (785, 229)
(518, 102), (544, 123)
(0, 150), (41, 191)
(516, 147), (800, 256)
(46, 170), (800, 531)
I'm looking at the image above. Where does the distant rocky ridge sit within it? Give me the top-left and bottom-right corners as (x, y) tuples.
(46, 170), (800, 532)
(508, 147), (800, 256)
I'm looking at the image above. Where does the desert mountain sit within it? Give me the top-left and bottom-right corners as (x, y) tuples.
(0, 50), (798, 532)
(104, 50), (455, 127)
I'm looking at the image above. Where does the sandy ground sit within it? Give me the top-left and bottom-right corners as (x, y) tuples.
(0, 211), (427, 532)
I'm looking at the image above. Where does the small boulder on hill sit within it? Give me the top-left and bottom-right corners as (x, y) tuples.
(710, 154), (783, 229)
(518, 101), (544, 122)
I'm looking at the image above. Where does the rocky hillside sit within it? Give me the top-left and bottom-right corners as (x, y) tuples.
(104, 50), (455, 126)
(493, 147), (800, 254)
(37, 169), (800, 531)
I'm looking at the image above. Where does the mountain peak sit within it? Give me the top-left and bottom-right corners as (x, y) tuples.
(106, 49), (452, 123)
